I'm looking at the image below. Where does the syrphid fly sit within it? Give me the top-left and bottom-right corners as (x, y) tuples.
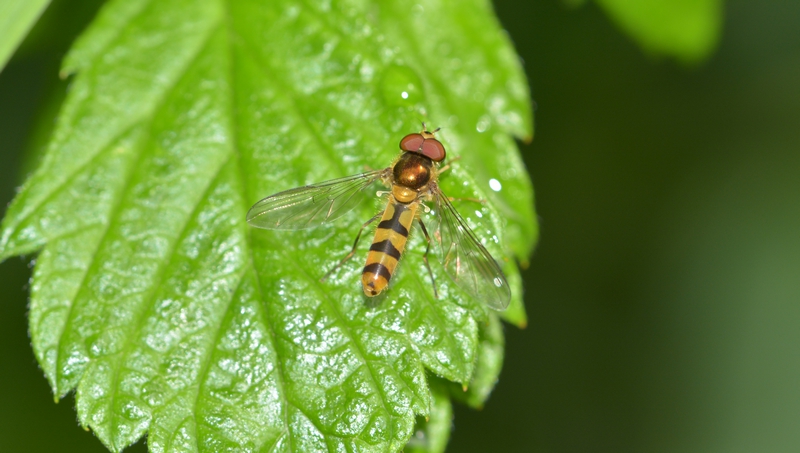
(246, 125), (510, 310)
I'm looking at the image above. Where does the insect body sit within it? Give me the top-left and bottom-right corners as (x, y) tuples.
(362, 198), (417, 296)
(362, 147), (436, 296)
(246, 126), (511, 310)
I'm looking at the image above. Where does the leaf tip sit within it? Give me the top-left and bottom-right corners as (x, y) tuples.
(521, 132), (534, 145)
(59, 54), (80, 79)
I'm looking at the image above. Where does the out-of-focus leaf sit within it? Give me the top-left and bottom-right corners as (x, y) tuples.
(0, 0), (51, 72)
(0, 0), (535, 451)
(595, 0), (723, 63)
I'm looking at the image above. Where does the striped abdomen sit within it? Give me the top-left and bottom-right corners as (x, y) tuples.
(362, 199), (418, 296)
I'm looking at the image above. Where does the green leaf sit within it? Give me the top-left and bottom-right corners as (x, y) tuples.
(448, 313), (505, 409)
(0, 0), (535, 451)
(0, 0), (51, 72)
(405, 379), (453, 453)
(594, 0), (723, 63)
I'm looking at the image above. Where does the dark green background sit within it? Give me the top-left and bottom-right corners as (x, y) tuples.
(2, 1), (798, 452)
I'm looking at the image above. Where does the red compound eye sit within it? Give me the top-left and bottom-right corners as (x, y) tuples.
(399, 133), (447, 162)
(420, 138), (446, 161)
(400, 133), (425, 152)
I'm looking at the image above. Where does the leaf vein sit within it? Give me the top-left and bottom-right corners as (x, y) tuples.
(222, 5), (295, 450)
(105, 152), (235, 448)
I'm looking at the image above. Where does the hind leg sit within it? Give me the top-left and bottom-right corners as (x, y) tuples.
(416, 216), (439, 299)
(321, 213), (381, 282)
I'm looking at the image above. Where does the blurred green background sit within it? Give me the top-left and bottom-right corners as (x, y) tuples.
(1, 0), (798, 452)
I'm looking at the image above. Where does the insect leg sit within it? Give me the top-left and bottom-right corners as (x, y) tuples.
(448, 196), (485, 204)
(437, 155), (462, 174)
(416, 216), (439, 299)
(320, 212), (382, 282)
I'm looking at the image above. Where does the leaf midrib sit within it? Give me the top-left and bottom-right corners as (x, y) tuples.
(219, 3), (297, 451)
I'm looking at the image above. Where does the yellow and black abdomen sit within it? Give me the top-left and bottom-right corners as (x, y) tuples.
(362, 199), (418, 296)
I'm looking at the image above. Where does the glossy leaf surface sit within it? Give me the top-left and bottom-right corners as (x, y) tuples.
(0, 0), (536, 451)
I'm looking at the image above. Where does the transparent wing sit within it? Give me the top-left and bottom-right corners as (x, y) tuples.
(247, 169), (388, 229)
(430, 186), (511, 310)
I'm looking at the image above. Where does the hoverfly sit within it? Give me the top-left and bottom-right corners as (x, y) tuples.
(246, 125), (511, 310)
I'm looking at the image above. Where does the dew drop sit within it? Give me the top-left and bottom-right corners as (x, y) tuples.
(121, 401), (147, 421)
(379, 64), (424, 106)
(489, 178), (502, 192)
(476, 115), (491, 133)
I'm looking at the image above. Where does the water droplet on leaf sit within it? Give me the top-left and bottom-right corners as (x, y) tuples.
(380, 64), (424, 106)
